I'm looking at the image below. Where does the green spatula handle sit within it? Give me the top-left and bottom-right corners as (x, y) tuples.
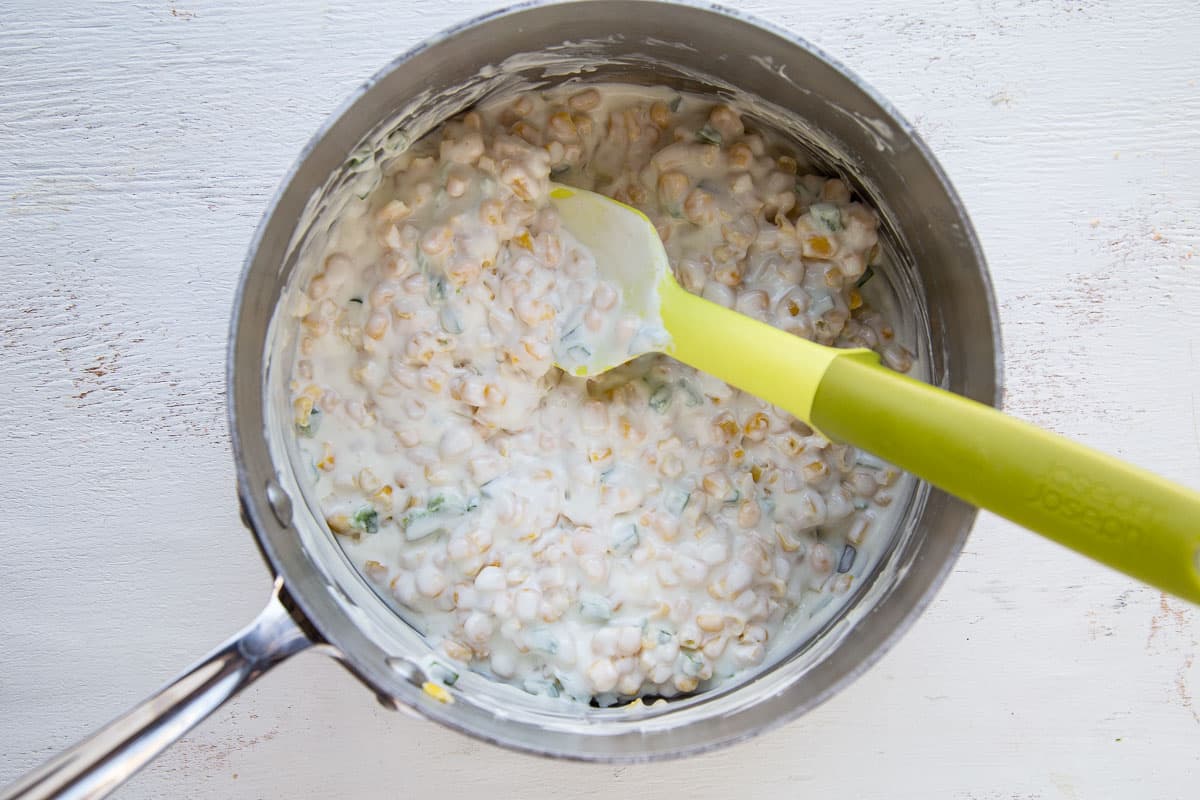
(812, 354), (1200, 604)
(660, 281), (1200, 604)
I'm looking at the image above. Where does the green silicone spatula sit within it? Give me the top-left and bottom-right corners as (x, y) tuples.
(549, 183), (1200, 605)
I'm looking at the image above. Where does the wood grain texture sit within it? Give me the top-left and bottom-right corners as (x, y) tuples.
(1, 0), (1197, 797)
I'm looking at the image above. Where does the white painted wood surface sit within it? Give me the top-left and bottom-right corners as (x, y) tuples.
(2, 0), (1198, 796)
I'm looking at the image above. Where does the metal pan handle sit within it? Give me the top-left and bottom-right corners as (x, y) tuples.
(0, 579), (313, 800)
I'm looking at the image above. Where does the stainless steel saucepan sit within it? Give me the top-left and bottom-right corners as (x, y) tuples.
(1, 2), (999, 797)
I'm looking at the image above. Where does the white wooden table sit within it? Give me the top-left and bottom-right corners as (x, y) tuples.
(2, 1), (1198, 797)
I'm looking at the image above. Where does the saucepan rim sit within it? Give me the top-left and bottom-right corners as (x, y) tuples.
(227, 0), (1001, 761)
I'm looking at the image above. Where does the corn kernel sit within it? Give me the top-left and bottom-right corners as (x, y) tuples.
(317, 442), (336, 471)
(372, 485), (395, 512)
(803, 235), (834, 259)
(422, 681), (453, 704)
(743, 412), (769, 441)
(293, 395), (314, 426)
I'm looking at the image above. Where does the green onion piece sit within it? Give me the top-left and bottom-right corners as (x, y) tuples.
(527, 628), (559, 655)
(399, 494), (463, 541)
(695, 124), (723, 146)
(439, 306), (464, 335)
(854, 265), (876, 289)
(669, 96), (682, 112)
(664, 488), (690, 516)
(385, 127), (409, 149)
(679, 650), (704, 677)
(677, 379), (703, 407)
(401, 509), (444, 541)
(609, 523), (639, 555)
(648, 385), (673, 414)
(810, 202), (843, 232)
(428, 275), (449, 304)
(346, 151), (370, 168)
(415, 249), (431, 274)
(432, 661), (459, 686)
(579, 593), (614, 621)
(352, 506), (379, 534)
(296, 406), (322, 437)
(355, 171), (383, 201)
(809, 291), (836, 317)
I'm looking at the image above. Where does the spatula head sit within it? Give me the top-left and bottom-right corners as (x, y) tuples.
(547, 183), (672, 376)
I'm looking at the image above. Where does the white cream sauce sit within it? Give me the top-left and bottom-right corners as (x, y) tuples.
(286, 84), (915, 704)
